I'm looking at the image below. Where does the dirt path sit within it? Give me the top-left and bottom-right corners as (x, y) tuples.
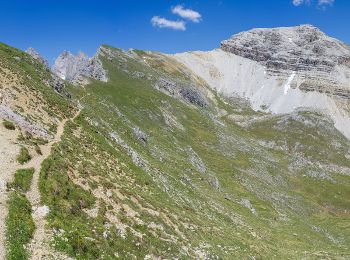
(26, 111), (80, 260)
(0, 110), (80, 260)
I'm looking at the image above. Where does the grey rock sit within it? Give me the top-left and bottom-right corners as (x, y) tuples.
(221, 25), (350, 73)
(26, 47), (49, 68)
(188, 147), (206, 173)
(209, 176), (220, 190)
(156, 78), (207, 107)
(0, 105), (50, 138)
(52, 50), (107, 84)
(133, 127), (148, 146)
(239, 199), (257, 215)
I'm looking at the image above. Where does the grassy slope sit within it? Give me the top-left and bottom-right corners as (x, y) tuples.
(0, 43), (74, 259)
(37, 46), (350, 259)
(0, 42), (75, 133)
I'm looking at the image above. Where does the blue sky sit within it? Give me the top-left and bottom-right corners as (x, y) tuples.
(0, 0), (348, 63)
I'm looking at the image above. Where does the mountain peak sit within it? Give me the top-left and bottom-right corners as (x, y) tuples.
(52, 50), (107, 83)
(221, 24), (350, 73)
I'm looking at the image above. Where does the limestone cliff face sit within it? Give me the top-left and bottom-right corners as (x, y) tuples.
(52, 50), (107, 84)
(174, 25), (350, 139)
(221, 25), (350, 74)
(220, 25), (350, 99)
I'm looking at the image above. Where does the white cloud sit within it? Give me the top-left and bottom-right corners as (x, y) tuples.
(292, 0), (335, 7)
(292, 0), (304, 6)
(171, 5), (202, 23)
(151, 16), (186, 31)
(292, 0), (312, 6)
(318, 0), (334, 6)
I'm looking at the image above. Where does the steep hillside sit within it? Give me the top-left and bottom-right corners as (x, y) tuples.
(0, 43), (75, 260)
(1, 25), (350, 259)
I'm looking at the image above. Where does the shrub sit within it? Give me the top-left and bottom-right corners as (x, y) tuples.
(17, 147), (31, 164)
(11, 168), (35, 192)
(3, 120), (15, 130)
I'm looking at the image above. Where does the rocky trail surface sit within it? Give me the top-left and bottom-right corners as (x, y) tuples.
(0, 110), (79, 260)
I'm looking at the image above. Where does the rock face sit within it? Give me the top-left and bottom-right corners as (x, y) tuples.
(221, 25), (350, 74)
(52, 50), (107, 84)
(155, 78), (208, 108)
(26, 47), (49, 68)
(220, 25), (350, 99)
(173, 25), (350, 139)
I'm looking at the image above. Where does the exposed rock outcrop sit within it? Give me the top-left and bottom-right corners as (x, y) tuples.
(220, 25), (350, 99)
(26, 47), (49, 68)
(221, 25), (350, 74)
(52, 50), (107, 84)
(156, 78), (208, 108)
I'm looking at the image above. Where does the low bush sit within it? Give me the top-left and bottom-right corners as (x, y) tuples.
(3, 120), (15, 130)
(17, 147), (31, 164)
(11, 168), (35, 192)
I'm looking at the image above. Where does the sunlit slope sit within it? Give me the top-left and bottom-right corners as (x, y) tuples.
(37, 46), (350, 259)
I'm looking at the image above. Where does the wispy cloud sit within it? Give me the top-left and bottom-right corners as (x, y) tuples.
(292, 0), (335, 7)
(292, 0), (311, 6)
(318, 0), (335, 6)
(171, 5), (202, 23)
(292, 0), (304, 6)
(151, 16), (186, 31)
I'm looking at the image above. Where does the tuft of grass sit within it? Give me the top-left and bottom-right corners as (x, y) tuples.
(17, 147), (31, 164)
(35, 144), (42, 155)
(3, 120), (16, 130)
(11, 168), (35, 192)
(6, 192), (35, 260)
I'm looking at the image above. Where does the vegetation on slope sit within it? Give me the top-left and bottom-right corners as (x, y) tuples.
(1, 41), (349, 259)
(17, 146), (31, 164)
(11, 168), (35, 192)
(6, 169), (35, 260)
(37, 46), (350, 258)
(3, 120), (15, 130)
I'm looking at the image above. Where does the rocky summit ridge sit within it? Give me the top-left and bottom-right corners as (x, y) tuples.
(52, 49), (107, 84)
(221, 24), (350, 74)
(221, 25), (350, 98)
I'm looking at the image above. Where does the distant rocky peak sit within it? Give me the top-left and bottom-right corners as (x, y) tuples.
(52, 49), (107, 84)
(26, 47), (49, 68)
(221, 24), (350, 74)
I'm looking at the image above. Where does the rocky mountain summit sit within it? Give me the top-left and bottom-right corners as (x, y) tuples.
(175, 24), (350, 139)
(221, 25), (350, 73)
(52, 50), (107, 84)
(220, 25), (350, 98)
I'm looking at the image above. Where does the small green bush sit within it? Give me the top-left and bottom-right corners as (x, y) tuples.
(3, 120), (15, 130)
(11, 168), (35, 192)
(17, 147), (31, 164)
(6, 192), (35, 260)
